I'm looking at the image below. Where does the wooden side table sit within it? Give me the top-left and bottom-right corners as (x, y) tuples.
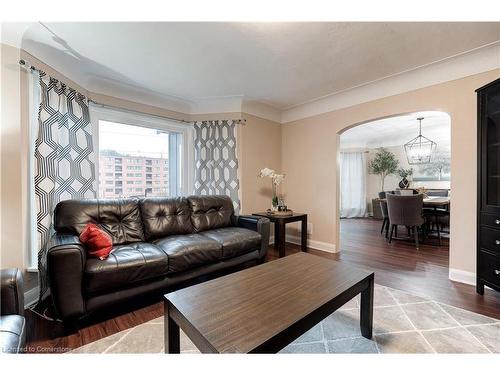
(252, 212), (307, 258)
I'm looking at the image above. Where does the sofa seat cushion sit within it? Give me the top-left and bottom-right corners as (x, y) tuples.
(153, 234), (222, 273)
(200, 227), (262, 259)
(85, 242), (169, 294)
(0, 315), (25, 353)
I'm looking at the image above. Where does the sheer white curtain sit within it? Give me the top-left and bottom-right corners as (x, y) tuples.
(340, 152), (368, 218)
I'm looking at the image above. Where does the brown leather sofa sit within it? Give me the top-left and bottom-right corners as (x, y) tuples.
(0, 268), (26, 353)
(47, 195), (270, 322)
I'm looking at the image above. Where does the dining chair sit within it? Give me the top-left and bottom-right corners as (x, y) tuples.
(378, 191), (395, 199)
(426, 189), (449, 197)
(386, 193), (425, 249)
(379, 200), (390, 238)
(423, 202), (450, 245)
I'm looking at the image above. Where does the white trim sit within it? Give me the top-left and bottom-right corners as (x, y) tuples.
(281, 42), (500, 123)
(241, 99), (282, 123)
(89, 104), (193, 133)
(1, 23), (36, 48)
(17, 41), (499, 125)
(269, 235), (337, 253)
(87, 78), (192, 115)
(190, 96), (243, 115)
(24, 286), (39, 308)
(448, 268), (494, 290)
(190, 96), (282, 123)
(27, 69), (39, 270)
(449, 268), (476, 286)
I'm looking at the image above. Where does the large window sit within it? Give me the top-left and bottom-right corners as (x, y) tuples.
(92, 106), (193, 199)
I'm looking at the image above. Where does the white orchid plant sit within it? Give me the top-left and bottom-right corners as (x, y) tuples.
(258, 167), (285, 209)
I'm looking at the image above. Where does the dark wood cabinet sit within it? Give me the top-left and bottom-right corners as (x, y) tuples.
(477, 77), (500, 295)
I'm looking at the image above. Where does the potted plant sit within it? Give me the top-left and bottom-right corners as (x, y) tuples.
(397, 168), (413, 189)
(258, 167), (285, 211)
(368, 148), (399, 192)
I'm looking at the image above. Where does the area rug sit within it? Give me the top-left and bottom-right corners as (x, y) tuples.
(71, 285), (500, 354)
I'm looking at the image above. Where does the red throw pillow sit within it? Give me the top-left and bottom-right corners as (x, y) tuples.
(79, 223), (113, 260)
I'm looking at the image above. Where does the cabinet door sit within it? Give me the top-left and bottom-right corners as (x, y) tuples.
(481, 85), (500, 213)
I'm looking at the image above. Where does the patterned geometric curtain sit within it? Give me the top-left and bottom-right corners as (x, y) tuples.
(35, 73), (97, 302)
(193, 120), (240, 213)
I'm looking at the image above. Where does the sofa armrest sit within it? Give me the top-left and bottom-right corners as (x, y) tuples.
(235, 215), (270, 259)
(47, 234), (86, 320)
(0, 268), (24, 316)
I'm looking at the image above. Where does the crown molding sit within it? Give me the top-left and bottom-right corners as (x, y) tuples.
(1, 23), (36, 48)
(281, 42), (500, 124)
(241, 99), (282, 123)
(14, 31), (500, 126)
(190, 95), (282, 123)
(86, 76), (193, 115)
(189, 96), (244, 115)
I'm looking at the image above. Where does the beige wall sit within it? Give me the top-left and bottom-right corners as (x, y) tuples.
(238, 113), (282, 215)
(1, 45), (282, 282)
(282, 68), (500, 273)
(1, 43), (26, 270)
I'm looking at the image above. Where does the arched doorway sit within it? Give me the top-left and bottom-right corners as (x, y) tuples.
(337, 110), (451, 266)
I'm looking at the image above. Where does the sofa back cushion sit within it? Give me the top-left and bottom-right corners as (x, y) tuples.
(54, 199), (145, 245)
(140, 197), (194, 240)
(187, 195), (234, 232)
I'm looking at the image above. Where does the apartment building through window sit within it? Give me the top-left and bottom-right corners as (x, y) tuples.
(93, 106), (193, 199)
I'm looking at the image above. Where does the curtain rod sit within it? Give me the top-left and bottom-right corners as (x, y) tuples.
(19, 59), (246, 126)
(19, 59), (42, 73)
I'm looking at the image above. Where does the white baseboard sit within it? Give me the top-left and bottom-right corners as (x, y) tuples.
(24, 286), (39, 308)
(449, 268), (494, 290)
(448, 268), (476, 286)
(269, 235), (337, 253)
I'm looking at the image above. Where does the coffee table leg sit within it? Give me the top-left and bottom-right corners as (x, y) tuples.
(360, 274), (374, 339)
(164, 300), (180, 353)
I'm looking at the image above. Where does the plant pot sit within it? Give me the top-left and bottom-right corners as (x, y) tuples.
(398, 177), (409, 189)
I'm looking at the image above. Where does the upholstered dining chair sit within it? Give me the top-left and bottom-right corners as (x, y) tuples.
(426, 189), (449, 197)
(378, 191), (395, 199)
(378, 191), (395, 238)
(386, 193), (425, 249)
(379, 200), (390, 238)
(423, 189), (450, 246)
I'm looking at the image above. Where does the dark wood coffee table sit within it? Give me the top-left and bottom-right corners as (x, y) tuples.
(252, 212), (307, 257)
(164, 252), (374, 353)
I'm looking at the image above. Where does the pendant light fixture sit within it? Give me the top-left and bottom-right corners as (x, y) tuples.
(404, 117), (437, 165)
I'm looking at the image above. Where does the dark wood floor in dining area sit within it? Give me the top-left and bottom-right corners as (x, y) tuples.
(25, 218), (500, 353)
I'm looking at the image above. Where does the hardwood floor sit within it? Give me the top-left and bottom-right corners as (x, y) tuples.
(24, 218), (500, 353)
(338, 218), (500, 319)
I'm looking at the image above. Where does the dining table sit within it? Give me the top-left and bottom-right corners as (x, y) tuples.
(378, 196), (450, 245)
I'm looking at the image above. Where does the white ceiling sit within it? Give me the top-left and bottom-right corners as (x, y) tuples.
(18, 22), (500, 118)
(340, 111), (451, 149)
